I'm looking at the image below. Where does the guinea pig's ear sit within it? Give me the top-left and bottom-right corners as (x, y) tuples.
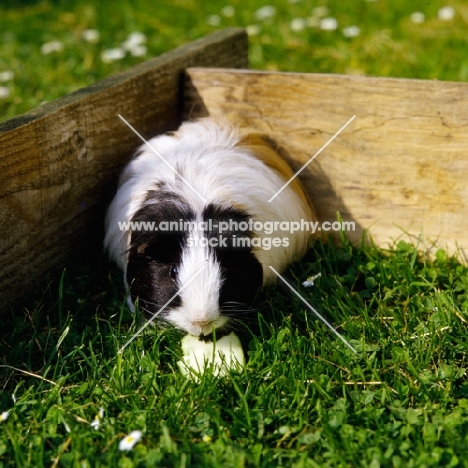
(130, 232), (184, 264)
(136, 242), (149, 255)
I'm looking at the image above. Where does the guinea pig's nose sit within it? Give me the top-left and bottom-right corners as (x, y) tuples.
(192, 320), (211, 327)
(191, 319), (215, 337)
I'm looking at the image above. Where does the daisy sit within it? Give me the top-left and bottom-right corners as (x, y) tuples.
(221, 6), (235, 17)
(41, 41), (64, 55)
(90, 407), (104, 430)
(82, 29), (100, 43)
(302, 272), (322, 287)
(101, 48), (126, 63)
(409, 12), (425, 24)
(129, 45), (147, 57)
(291, 18), (306, 31)
(254, 6), (276, 21)
(342, 26), (361, 38)
(122, 32), (148, 57)
(246, 24), (261, 36)
(207, 14), (221, 26)
(320, 17), (338, 31)
(123, 32), (147, 49)
(438, 6), (455, 21)
(0, 71), (14, 82)
(119, 430), (143, 451)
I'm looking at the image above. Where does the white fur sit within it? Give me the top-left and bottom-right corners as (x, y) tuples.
(104, 118), (313, 334)
(166, 221), (229, 336)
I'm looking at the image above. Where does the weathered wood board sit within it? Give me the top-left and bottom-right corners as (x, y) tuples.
(184, 68), (468, 259)
(0, 29), (248, 312)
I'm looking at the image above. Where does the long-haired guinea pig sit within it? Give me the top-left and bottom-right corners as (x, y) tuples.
(104, 118), (317, 337)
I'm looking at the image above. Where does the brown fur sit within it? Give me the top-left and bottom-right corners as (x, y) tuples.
(237, 133), (317, 221)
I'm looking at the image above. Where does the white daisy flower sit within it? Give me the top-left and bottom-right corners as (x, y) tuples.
(0, 71), (14, 82)
(221, 5), (235, 17)
(254, 6), (276, 21)
(122, 32), (147, 57)
(90, 407), (104, 430)
(123, 32), (147, 48)
(302, 272), (322, 287)
(129, 44), (147, 57)
(90, 418), (100, 430)
(82, 29), (100, 43)
(291, 18), (306, 31)
(0, 411), (9, 422)
(41, 41), (64, 55)
(409, 12), (425, 24)
(246, 24), (261, 36)
(119, 430), (143, 451)
(207, 14), (221, 26)
(342, 26), (361, 38)
(320, 17), (338, 31)
(438, 6), (455, 21)
(0, 87), (10, 99)
(101, 48), (126, 63)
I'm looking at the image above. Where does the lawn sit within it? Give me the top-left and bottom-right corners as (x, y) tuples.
(1, 0), (468, 466)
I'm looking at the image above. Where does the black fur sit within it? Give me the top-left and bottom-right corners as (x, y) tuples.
(202, 203), (263, 308)
(126, 190), (195, 319)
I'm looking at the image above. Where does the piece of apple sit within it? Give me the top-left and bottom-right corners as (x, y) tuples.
(178, 332), (245, 379)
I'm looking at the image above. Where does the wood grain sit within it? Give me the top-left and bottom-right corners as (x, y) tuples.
(0, 29), (248, 312)
(184, 68), (468, 259)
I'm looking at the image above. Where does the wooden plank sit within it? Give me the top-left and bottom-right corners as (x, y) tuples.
(184, 68), (468, 258)
(0, 29), (248, 312)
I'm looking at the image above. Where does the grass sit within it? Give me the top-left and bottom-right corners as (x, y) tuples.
(2, 236), (468, 466)
(2, 0), (468, 466)
(1, 0), (468, 121)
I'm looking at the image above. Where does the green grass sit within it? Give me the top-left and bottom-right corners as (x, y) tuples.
(1, 0), (468, 121)
(2, 236), (468, 466)
(2, 0), (468, 466)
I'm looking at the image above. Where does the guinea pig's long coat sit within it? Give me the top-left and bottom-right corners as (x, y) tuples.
(104, 119), (316, 336)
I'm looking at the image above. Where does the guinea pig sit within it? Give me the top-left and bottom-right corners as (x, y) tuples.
(104, 118), (317, 337)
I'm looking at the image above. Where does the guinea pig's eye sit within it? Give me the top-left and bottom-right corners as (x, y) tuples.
(170, 265), (179, 280)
